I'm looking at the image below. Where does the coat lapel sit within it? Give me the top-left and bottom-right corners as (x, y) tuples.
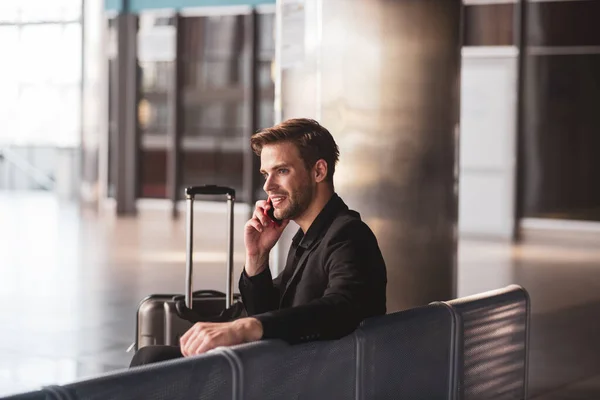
(279, 243), (315, 307)
(276, 194), (348, 307)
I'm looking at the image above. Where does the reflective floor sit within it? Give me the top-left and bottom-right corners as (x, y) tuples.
(458, 232), (600, 399)
(1, 192), (600, 398)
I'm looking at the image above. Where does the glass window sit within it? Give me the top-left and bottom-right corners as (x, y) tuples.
(58, 24), (82, 83)
(0, 84), (19, 143)
(258, 13), (275, 56)
(180, 14), (247, 196)
(61, 0), (82, 21)
(463, 4), (515, 47)
(254, 12), (276, 200)
(140, 61), (171, 92)
(138, 14), (175, 138)
(522, 54), (600, 222)
(57, 86), (81, 146)
(0, 4), (19, 23)
(19, 25), (63, 84)
(0, 27), (19, 84)
(527, 0), (600, 47)
(0, 3), (82, 150)
(18, 86), (62, 144)
(20, 0), (63, 22)
(139, 150), (168, 198)
(137, 13), (176, 198)
(257, 13), (275, 130)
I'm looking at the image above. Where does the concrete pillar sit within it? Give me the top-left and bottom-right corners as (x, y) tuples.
(114, 11), (139, 215)
(276, 0), (462, 311)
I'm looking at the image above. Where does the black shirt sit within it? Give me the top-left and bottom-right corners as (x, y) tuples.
(239, 193), (387, 343)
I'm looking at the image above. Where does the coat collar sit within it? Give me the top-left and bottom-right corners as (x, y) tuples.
(291, 193), (348, 250)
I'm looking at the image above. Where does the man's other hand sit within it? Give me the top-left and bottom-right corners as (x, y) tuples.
(179, 318), (263, 357)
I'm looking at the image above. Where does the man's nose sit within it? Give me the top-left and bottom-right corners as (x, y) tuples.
(263, 176), (277, 193)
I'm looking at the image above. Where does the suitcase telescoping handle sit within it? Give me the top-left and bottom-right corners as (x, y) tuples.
(186, 186), (236, 197)
(185, 185), (235, 310)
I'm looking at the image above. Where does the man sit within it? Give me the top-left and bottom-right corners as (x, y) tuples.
(131, 118), (386, 365)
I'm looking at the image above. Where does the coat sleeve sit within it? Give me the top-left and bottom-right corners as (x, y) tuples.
(252, 221), (387, 343)
(239, 266), (281, 315)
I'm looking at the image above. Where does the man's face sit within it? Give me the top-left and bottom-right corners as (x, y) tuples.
(260, 142), (314, 221)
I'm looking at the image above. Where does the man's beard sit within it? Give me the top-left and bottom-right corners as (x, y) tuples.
(276, 182), (313, 221)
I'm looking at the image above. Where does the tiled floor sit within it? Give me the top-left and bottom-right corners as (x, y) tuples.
(458, 232), (600, 399)
(1, 192), (600, 398)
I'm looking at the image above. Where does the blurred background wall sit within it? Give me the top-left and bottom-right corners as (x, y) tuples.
(1, 0), (600, 304)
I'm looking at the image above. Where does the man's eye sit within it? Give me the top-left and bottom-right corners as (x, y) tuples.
(278, 169), (289, 174)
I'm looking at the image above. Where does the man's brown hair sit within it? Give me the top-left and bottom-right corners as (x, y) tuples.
(251, 118), (340, 183)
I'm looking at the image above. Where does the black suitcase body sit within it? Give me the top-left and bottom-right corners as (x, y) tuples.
(130, 186), (244, 352)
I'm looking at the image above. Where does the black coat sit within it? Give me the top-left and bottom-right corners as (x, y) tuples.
(239, 194), (387, 343)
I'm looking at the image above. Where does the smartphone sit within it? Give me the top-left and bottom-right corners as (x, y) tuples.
(265, 198), (283, 226)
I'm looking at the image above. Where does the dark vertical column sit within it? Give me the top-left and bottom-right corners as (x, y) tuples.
(168, 14), (183, 218)
(243, 10), (259, 212)
(115, 4), (139, 215)
(280, 0), (462, 311)
(515, 0), (528, 238)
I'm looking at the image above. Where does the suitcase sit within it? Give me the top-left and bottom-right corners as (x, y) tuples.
(129, 185), (245, 352)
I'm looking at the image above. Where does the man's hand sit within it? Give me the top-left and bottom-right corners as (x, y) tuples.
(244, 199), (289, 276)
(179, 318), (263, 357)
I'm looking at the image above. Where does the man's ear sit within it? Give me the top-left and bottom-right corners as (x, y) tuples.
(314, 159), (328, 183)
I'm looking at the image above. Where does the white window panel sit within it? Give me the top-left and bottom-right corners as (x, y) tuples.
(17, 86), (62, 144)
(0, 118), (18, 143)
(19, 25), (63, 84)
(61, 0), (82, 21)
(0, 27), (19, 143)
(0, 27), (19, 84)
(57, 86), (81, 146)
(0, 1), (82, 147)
(0, 83), (19, 118)
(0, 84), (19, 144)
(20, 0), (63, 22)
(57, 24), (82, 83)
(0, 26), (19, 48)
(0, 4), (19, 23)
